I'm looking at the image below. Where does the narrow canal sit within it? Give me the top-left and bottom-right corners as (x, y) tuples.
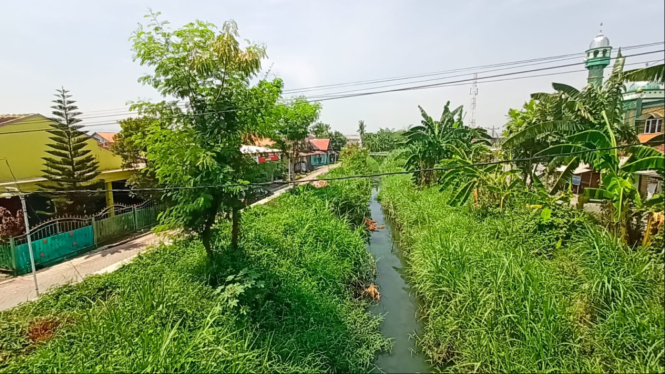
(368, 186), (433, 373)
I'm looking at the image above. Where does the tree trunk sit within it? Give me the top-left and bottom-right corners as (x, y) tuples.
(201, 209), (217, 258)
(201, 195), (220, 258)
(643, 213), (653, 247)
(231, 206), (240, 249)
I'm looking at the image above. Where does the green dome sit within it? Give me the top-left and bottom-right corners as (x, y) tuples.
(625, 81), (664, 92)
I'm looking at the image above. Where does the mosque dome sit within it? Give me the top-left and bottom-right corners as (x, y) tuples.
(589, 32), (610, 49)
(625, 81), (665, 93)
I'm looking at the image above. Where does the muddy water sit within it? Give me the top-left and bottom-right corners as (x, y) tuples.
(368, 187), (433, 373)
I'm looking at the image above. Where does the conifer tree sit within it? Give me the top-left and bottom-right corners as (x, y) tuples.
(39, 88), (101, 216)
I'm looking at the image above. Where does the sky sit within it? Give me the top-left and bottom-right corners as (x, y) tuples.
(1, 0), (663, 136)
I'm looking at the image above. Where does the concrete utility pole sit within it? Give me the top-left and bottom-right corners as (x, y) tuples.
(469, 73), (478, 128)
(2, 187), (39, 295)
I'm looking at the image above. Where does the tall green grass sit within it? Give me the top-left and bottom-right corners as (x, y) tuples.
(379, 173), (664, 373)
(0, 149), (388, 373)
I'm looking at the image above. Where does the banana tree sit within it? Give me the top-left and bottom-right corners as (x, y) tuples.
(438, 146), (522, 209)
(624, 63), (664, 83)
(535, 114), (664, 242)
(503, 51), (640, 187)
(405, 101), (491, 185)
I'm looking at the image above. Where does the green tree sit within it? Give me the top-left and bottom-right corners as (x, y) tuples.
(329, 131), (347, 152)
(273, 98), (322, 180)
(110, 116), (162, 199)
(38, 88), (101, 216)
(536, 118), (664, 243)
(309, 122), (331, 138)
(503, 97), (564, 186)
(404, 102), (490, 185)
(364, 128), (405, 152)
(130, 12), (282, 256)
(504, 52), (639, 190)
(357, 120), (366, 146)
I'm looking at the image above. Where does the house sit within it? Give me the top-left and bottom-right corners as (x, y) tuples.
(0, 114), (138, 219)
(240, 145), (281, 163)
(622, 81), (664, 199)
(299, 138), (337, 169)
(241, 136), (282, 164)
(91, 132), (117, 149)
(555, 163), (600, 194)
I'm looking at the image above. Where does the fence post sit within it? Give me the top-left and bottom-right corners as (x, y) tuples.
(92, 217), (98, 247)
(9, 237), (17, 276)
(133, 205), (138, 231)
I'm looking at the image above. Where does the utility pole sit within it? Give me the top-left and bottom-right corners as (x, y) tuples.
(2, 187), (39, 296)
(469, 73), (478, 128)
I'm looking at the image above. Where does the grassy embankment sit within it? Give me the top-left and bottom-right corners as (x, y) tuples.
(0, 149), (387, 373)
(378, 156), (664, 373)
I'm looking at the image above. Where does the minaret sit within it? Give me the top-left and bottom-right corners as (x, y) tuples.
(585, 24), (612, 87)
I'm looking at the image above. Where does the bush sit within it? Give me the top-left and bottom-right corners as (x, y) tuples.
(296, 145), (377, 227)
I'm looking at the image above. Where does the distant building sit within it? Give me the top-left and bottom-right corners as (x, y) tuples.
(623, 82), (664, 153)
(574, 29), (664, 198)
(240, 145), (281, 163)
(91, 132), (117, 149)
(0, 114), (136, 218)
(345, 134), (361, 147)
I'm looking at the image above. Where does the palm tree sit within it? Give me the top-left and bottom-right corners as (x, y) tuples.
(357, 120), (366, 147)
(309, 122), (331, 138)
(404, 101), (490, 185)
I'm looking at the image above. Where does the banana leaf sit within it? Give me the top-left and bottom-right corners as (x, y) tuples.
(552, 82), (580, 97)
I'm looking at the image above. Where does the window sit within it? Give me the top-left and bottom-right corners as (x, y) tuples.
(644, 116), (663, 134)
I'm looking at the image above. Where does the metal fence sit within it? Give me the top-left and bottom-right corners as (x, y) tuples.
(0, 201), (163, 275)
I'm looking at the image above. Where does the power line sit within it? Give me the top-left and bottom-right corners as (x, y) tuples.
(282, 41), (664, 94)
(41, 40), (659, 118)
(3, 51), (662, 136)
(306, 50), (663, 100)
(10, 41), (663, 125)
(17, 140), (664, 196)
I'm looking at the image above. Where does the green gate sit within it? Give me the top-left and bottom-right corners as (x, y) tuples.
(94, 211), (136, 244)
(136, 205), (160, 229)
(13, 226), (95, 274)
(2, 202), (163, 275)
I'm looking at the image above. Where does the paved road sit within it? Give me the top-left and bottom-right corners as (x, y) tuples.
(0, 164), (339, 311)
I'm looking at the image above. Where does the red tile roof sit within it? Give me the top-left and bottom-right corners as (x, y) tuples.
(94, 132), (117, 143)
(639, 133), (664, 153)
(245, 135), (276, 146)
(309, 138), (330, 151)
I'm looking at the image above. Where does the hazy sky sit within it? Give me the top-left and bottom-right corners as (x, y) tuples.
(1, 0), (663, 135)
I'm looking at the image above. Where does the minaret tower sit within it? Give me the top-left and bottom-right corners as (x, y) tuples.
(585, 23), (612, 87)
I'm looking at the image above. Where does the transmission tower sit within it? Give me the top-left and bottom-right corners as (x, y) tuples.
(469, 73), (478, 128)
